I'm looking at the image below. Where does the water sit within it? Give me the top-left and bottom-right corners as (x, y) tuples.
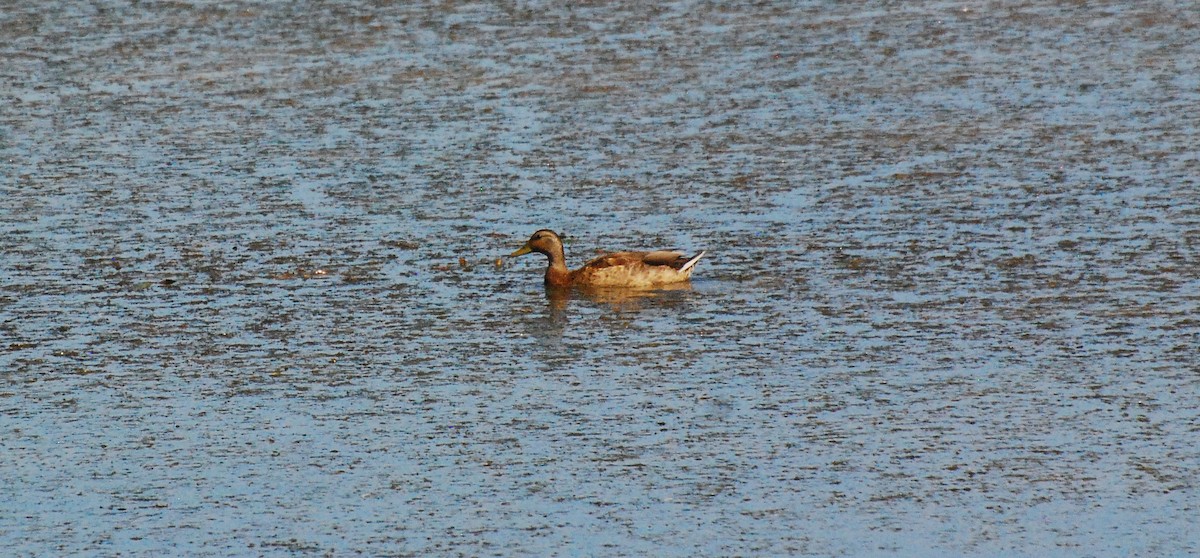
(2, 1), (1198, 556)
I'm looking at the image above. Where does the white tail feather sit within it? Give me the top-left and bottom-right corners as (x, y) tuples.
(680, 251), (705, 274)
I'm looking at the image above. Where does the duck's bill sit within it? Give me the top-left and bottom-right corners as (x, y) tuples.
(509, 244), (533, 257)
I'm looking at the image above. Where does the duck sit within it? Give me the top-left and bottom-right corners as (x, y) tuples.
(508, 229), (705, 288)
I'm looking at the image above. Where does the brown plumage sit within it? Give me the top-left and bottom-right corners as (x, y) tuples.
(509, 229), (705, 288)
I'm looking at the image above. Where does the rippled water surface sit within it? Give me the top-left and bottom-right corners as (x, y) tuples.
(3, 1), (1199, 556)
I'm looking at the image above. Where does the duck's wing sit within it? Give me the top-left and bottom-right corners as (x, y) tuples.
(583, 250), (704, 271)
(643, 250), (705, 271)
(580, 251), (657, 270)
(642, 250), (687, 267)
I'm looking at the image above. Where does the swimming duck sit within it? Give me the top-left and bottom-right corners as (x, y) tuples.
(509, 229), (705, 288)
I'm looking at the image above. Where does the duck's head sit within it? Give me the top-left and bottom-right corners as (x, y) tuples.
(510, 229), (563, 258)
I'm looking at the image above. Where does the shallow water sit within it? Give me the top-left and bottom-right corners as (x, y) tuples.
(2, 1), (1198, 556)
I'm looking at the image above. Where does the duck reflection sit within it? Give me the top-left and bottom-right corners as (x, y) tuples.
(545, 282), (695, 313)
(519, 283), (698, 361)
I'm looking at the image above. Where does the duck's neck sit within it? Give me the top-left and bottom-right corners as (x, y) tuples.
(543, 247), (572, 287)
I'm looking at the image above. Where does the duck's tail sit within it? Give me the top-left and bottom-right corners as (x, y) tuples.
(679, 251), (705, 274)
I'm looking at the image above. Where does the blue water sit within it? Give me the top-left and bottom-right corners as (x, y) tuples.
(2, 1), (1198, 556)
